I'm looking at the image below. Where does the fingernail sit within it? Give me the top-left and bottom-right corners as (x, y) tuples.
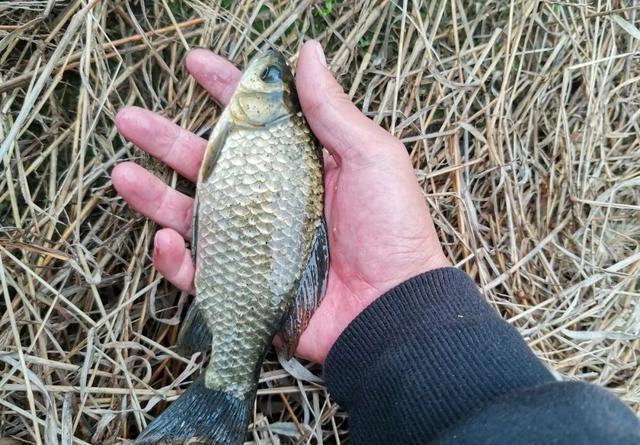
(153, 232), (161, 256)
(311, 40), (326, 67)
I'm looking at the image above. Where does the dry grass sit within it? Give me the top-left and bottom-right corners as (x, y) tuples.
(1, 0), (639, 443)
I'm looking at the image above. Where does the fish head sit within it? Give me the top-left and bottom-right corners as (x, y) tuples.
(229, 49), (299, 127)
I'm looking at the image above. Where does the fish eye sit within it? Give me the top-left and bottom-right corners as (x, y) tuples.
(259, 65), (281, 83)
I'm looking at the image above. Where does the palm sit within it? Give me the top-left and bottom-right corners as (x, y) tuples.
(113, 42), (447, 364)
(298, 143), (447, 362)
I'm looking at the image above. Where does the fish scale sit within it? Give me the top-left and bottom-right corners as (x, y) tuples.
(195, 113), (323, 399)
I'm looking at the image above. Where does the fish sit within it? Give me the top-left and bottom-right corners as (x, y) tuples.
(135, 49), (329, 445)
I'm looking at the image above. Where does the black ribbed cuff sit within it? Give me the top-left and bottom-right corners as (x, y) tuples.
(324, 267), (554, 443)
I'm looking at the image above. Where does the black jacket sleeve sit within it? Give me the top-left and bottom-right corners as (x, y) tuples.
(324, 268), (640, 444)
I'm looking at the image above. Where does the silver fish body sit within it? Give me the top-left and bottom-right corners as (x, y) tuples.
(136, 49), (328, 445)
(196, 110), (324, 398)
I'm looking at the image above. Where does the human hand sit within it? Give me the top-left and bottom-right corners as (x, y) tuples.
(112, 41), (449, 364)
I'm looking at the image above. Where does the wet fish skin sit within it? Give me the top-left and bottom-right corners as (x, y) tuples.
(197, 101), (324, 399)
(135, 49), (328, 445)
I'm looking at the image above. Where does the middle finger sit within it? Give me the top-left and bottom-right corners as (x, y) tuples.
(115, 106), (206, 182)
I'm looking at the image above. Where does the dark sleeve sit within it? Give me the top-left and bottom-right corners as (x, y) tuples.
(324, 268), (640, 445)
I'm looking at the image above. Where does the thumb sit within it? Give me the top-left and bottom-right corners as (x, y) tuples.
(296, 40), (402, 165)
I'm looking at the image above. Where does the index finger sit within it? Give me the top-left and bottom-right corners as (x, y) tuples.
(185, 49), (241, 105)
(115, 107), (206, 182)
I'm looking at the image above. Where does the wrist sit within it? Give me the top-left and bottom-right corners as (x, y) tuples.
(324, 268), (553, 443)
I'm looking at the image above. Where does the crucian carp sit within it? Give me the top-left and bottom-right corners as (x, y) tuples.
(135, 48), (329, 445)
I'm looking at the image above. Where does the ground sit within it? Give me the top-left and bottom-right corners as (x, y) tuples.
(0, 1), (639, 444)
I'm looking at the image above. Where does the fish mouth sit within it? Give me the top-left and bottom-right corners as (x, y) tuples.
(264, 48), (286, 63)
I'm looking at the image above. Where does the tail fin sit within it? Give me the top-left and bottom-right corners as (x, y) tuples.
(135, 376), (253, 445)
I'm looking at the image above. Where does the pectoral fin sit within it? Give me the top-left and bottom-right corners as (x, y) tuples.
(192, 113), (230, 260)
(198, 111), (232, 183)
(279, 219), (330, 358)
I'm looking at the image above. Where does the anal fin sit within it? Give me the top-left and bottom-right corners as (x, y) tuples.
(175, 303), (211, 355)
(279, 218), (330, 358)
